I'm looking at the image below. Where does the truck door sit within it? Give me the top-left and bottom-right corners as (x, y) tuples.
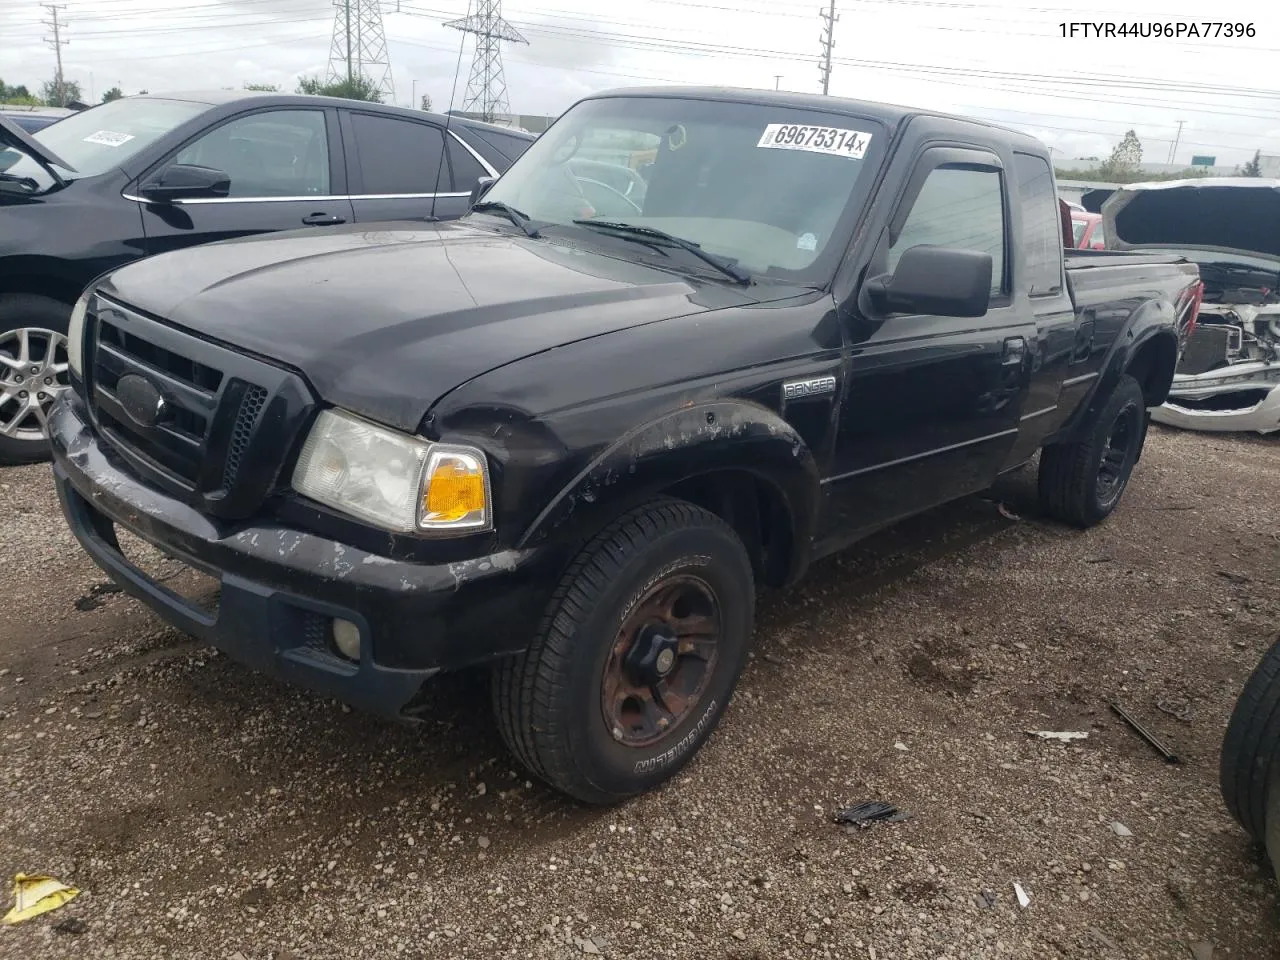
(1001, 152), (1077, 465)
(822, 147), (1034, 541)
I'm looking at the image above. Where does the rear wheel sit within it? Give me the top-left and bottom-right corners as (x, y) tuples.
(492, 498), (755, 804)
(1038, 374), (1146, 528)
(0, 294), (73, 466)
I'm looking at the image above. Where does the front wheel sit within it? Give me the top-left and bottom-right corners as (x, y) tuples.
(0, 294), (74, 466)
(1038, 373), (1147, 528)
(492, 499), (755, 804)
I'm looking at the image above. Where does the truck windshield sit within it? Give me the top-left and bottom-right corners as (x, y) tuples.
(1, 96), (208, 192)
(479, 95), (885, 282)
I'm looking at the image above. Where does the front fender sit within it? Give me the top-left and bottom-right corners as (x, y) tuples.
(516, 400), (821, 579)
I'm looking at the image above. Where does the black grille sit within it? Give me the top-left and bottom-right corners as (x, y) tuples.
(222, 385), (269, 490)
(85, 296), (315, 519)
(98, 319), (223, 393)
(91, 314), (220, 487)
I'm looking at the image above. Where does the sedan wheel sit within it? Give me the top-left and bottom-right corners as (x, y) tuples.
(0, 326), (71, 445)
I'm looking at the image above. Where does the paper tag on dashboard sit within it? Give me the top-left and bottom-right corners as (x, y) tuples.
(757, 123), (871, 159)
(83, 130), (135, 147)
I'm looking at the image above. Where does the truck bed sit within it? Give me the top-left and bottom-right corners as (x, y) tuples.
(1064, 247), (1201, 348)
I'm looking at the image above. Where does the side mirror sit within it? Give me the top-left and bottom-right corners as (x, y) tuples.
(863, 245), (992, 318)
(139, 163), (231, 203)
(469, 176), (497, 207)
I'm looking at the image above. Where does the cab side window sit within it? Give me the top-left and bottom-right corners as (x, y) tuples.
(1013, 152), (1064, 295)
(889, 165), (1006, 296)
(174, 110), (330, 198)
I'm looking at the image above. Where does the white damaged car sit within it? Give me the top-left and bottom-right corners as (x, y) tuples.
(1103, 178), (1280, 435)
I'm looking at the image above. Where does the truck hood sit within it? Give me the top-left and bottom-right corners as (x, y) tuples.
(1102, 178), (1280, 263)
(97, 220), (766, 432)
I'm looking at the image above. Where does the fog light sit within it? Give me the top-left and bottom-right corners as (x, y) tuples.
(332, 618), (362, 662)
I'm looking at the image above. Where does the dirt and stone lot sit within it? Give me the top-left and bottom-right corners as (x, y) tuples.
(1, 425), (1278, 960)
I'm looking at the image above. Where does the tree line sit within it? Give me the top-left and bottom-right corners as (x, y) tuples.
(1054, 128), (1267, 183)
(2, 78), (130, 107)
(1, 73), (432, 110)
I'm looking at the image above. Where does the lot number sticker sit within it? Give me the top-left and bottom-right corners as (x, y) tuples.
(82, 130), (135, 147)
(757, 123), (871, 159)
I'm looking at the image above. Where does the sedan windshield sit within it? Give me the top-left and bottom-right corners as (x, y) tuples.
(479, 96), (885, 281)
(1, 96), (207, 192)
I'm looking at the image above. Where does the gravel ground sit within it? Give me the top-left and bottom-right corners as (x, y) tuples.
(1, 425), (1278, 960)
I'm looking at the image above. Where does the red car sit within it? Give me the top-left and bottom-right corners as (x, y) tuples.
(1072, 211), (1107, 249)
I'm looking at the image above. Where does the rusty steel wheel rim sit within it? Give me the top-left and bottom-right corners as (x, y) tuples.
(601, 574), (722, 749)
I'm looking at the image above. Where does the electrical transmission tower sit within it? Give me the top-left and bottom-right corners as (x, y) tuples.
(42, 3), (69, 106)
(326, 0), (395, 100)
(819, 1), (838, 95)
(445, 1), (528, 123)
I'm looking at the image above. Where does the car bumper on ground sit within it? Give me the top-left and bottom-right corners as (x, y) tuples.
(48, 396), (552, 719)
(1150, 370), (1280, 435)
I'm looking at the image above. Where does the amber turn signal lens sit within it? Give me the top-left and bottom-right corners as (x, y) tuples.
(420, 451), (489, 528)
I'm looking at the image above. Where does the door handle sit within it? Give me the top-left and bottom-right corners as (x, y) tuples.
(1073, 320), (1095, 363)
(301, 213), (345, 226)
(1002, 336), (1027, 365)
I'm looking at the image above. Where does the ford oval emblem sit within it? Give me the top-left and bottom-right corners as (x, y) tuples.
(116, 374), (167, 427)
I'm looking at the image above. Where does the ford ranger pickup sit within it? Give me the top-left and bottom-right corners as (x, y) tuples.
(47, 87), (1202, 803)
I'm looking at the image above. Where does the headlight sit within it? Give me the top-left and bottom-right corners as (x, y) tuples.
(291, 409), (492, 534)
(67, 290), (93, 377)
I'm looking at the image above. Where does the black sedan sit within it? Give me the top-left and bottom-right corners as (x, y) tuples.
(0, 91), (533, 464)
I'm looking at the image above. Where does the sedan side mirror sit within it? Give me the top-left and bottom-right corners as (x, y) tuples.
(863, 245), (992, 318)
(139, 163), (231, 203)
(469, 176), (497, 207)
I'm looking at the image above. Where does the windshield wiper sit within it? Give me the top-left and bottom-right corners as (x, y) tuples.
(571, 219), (751, 285)
(0, 172), (39, 194)
(471, 200), (541, 238)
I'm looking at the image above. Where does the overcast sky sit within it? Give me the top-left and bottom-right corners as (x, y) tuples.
(3, 0), (1278, 165)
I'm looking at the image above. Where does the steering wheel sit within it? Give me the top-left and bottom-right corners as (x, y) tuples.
(574, 176), (643, 215)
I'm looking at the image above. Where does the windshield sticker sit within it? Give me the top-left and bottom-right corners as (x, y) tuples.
(797, 232), (817, 252)
(82, 130), (135, 148)
(757, 124), (871, 159)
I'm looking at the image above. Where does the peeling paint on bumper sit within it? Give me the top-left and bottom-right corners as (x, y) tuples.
(47, 396), (553, 719)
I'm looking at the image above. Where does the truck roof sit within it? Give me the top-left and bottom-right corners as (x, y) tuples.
(585, 85), (1049, 155)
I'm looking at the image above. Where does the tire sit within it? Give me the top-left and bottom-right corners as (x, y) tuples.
(0, 294), (74, 466)
(492, 498), (755, 804)
(1038, 373), (1146, 528)
(1221, 635), (1280, 844)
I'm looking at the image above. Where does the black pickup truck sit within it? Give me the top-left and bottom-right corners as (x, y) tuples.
(47, 87), (1202, 803)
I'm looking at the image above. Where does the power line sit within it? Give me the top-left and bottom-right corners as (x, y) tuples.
(392, 5), (1279, 103)
(444, 0), (527, 122)
(383, 33), (1272, 155)
(47, 16), (333, 41)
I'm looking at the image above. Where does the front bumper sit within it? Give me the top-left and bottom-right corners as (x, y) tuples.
(49, 396), (553, 719)
(1151, 380), (1280, 435)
